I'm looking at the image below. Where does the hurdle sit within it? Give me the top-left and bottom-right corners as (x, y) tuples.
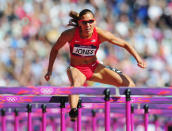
(0, 87), (116, 131)
(1, 86), (172, 131)
(119, 87), (172, 131)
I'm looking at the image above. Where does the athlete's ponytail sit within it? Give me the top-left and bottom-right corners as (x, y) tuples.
(68, 11), (79, 27)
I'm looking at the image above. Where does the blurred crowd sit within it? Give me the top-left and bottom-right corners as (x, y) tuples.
(0, 0), (171, 87)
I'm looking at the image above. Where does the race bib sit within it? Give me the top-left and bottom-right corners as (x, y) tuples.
(72, 45), (96, 56)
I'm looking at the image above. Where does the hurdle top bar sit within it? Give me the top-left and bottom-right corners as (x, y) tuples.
(119, 87), (172, 95)
(1, 96), (172, 104)
(0, 86), (116, 95)
(1, 86), (172, 96)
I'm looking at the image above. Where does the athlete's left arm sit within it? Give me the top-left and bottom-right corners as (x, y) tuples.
(96, 27), (146, 68)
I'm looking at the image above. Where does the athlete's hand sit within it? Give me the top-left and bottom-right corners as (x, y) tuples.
(137, 59), (147, 68)
(44, 72), (51, 81)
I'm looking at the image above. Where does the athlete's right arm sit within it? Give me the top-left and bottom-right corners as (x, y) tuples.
(45, 29), (74, 81)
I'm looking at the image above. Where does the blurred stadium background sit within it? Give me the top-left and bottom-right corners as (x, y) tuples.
(0, 0), (172, 131)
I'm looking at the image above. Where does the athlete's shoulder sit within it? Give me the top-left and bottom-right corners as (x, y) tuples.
(95, 26), (103, 32)
(60, 28), (76, 42)
(61, 28), (76, 37)
(95, 27), (108, 42)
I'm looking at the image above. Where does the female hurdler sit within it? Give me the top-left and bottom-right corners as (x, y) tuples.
(45, 9), (146, 121)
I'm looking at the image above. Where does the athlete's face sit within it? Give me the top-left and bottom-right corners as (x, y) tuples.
(78, 13), (96, 37)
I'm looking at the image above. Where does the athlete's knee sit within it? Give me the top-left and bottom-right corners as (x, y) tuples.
(71, 76), (85, 87)
(123, 78), (135, 87)
(67, 66), (86, 86)
(120, 75), (135, 87)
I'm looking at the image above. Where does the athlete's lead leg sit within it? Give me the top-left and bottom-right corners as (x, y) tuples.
(67, 66), (86, 121)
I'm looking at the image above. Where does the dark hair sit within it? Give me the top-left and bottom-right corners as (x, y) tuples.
(68, 9), (94, 27)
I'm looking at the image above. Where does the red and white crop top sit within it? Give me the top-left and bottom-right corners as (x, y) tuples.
(69, 27), (101, 57)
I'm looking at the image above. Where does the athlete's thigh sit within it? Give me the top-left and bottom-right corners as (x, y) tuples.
(67, 66), (86, 86)
(90, 63), (135, 87)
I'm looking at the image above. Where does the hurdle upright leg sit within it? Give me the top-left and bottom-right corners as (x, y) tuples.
(60, 99), (66, 131)
(27, 104), (32, 131)
(144, 104), (149, 131)
(14, 109), (19, 131)
(92, 110), (96, 131)
(104, 89), (110, 131)
(125, 89), (131, 131)
(41, 104), (47, 131)
(1, 109), (6, 131)
(131, 104), (134, 131)
(77, 99), (82, 131)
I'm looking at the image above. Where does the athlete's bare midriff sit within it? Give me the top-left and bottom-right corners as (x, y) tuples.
(70, 55), (97, 66)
